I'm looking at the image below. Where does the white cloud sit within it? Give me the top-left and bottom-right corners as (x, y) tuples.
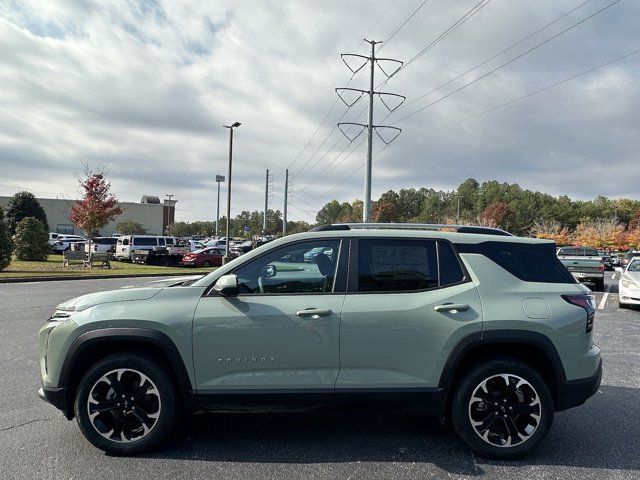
(0, 0), (638, 223)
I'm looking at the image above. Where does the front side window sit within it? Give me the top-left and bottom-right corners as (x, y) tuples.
(122, 238), (129, 246)
(234, 240), (341, 294)
(357, 239), (438, 292)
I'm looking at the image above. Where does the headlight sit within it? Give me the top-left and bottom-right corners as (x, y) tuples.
(621, 278), (640, 290)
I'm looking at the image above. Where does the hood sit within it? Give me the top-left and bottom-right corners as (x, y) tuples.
(120, 275), (205, 289)
(56, 287), (162, 312)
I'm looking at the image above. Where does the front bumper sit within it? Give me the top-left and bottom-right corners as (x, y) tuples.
(556, 359), (602, 411)
(38, 386), (73, 419)
(619, 284), (640, 305)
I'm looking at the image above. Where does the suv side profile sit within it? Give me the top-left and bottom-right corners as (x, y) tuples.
(38, 224), (601, 458)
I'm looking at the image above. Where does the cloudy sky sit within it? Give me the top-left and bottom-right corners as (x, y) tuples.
(1, 0), (638, 223)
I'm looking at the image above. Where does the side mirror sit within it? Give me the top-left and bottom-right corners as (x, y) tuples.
(615, 267), (623, 273)
(213, 274), (239, 296)
(265, 264), (277, 278)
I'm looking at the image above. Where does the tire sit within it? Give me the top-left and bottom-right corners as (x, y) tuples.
(201, 260), (212, 268)
(74, 352), (177, 455)
(619, 302), (630, 309)
(594, 279), (605, 292)
(451, 358), (554, 459)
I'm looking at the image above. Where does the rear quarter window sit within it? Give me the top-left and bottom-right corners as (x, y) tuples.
(457, 241), (576, 284)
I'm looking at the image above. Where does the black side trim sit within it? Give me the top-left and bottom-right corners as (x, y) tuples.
(57, 328), (194, 418)
(190, 387), (447, 414)
(557, 359), (602, 411)
(39, 386), (72, 419)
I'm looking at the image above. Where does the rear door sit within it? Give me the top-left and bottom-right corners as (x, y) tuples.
(337, 238), (483, 391)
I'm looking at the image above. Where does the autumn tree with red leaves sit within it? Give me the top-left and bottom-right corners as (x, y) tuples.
(69, 169), (122, 252)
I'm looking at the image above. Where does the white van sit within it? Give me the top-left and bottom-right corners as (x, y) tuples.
(114, 235), (177, 261)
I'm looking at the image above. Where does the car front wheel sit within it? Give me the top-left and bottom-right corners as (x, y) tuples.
(74, 353), (176, 455)
(451, 359), (553, 459)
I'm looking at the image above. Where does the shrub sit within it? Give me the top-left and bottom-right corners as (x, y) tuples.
(5, 191), (48, 236)
(13, 217), (50, 261)
(0, 207), (11, 271)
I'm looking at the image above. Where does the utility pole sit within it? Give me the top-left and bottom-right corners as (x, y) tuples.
(215, 175), (225, 237)
(165, 194), (174, 235)
(457, 195), (461, 224)
(263, 169), (273, 234)
(222, 121), (241, 264)
(283, 168), (289, 235)
(337, 40), (404, 222)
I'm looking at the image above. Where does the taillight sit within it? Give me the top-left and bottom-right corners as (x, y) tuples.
(562, 294), (595, 333)
(599, 264), (604, 272)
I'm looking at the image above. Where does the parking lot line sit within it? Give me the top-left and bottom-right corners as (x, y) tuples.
(598, 283), (612, 310)
(612, 273), (617, 280)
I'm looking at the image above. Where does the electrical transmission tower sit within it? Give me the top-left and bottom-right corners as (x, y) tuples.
(263, 169), (274, 233)
(282, 169), (293, 234)
(337, 39), (404, 222)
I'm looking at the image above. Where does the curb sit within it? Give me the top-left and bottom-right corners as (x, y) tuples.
(0, 272), (193, 284)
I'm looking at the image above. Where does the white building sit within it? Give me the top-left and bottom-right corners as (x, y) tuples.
(0, 195), (176, 236)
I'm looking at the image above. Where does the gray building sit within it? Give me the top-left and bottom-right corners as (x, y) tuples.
(0, 195), (176, 236)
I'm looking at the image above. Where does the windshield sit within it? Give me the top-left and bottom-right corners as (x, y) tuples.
(628, 260), (640, 272)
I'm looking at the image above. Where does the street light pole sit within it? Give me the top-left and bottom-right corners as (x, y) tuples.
(215, 175), (225, 237)
(165, 194), (174, 235)
(222, 122), (241, 264)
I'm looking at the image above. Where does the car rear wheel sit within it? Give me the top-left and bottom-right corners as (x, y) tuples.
(74, 353), (176, 455)
(451, 358), (553, 459)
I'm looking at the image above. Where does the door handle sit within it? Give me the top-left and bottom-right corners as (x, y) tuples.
(434, 303), (469, 313)
(296, 308), (332, 318)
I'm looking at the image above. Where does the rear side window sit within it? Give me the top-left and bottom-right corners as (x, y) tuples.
(166, 238), (174, 245)
(357, 239), (438, 292)
(438, 242), (465, 286)
(122, 238), (129, 246)
(457, 241), (576, 284)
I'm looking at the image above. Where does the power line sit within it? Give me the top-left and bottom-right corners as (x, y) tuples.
(416, 47), (640, 136)
(391, 0), (624, 124)
(403, 0), (492, 71)
(364, 0), (398, 39)
(402, 0), (595, 110)
(322, 46), (640, 203)
(379, 0), (431, 50)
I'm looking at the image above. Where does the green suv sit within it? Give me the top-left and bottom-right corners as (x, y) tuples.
(38, 224), (601, 458)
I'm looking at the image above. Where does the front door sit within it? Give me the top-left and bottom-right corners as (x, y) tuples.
(193, 238), (347, 393)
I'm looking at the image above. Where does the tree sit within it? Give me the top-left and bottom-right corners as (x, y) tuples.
(69, 169), (123, 252)
(13, 217), (49, 261)
(573, 218), (625, 249)
(629, 210), (640, 230)
(5, 191), (48, 236)
(116, 220), (147, 235)
(481, 202), (515, 230)
(0, 206), (12, 271)
(531, 220), (571, 245)
(371, 202), (398, 223)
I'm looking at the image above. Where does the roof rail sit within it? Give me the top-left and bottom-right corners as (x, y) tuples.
(310, 223), (513, 236)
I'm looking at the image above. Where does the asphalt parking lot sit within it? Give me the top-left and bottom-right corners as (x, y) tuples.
(0, 274), (638, 480)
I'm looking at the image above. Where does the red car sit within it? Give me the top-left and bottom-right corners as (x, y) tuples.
(181, 247), (226, 268)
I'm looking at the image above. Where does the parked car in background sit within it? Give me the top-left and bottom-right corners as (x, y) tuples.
(204, 239), (227, 248)
(114, 235), (177, 261)
(51, 234), (88, 253)
(84, 237), (118, 254)
(617, 258), (640, 309)
(610, 252), (621, 267)
(48, 233), (60, 246)
(181, 247), (226, 267)
(597, 250), (612, 270)
(620, 251), (640, 269)
(557, 246), (605, 291)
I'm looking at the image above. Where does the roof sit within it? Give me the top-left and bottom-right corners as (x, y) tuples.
(140, 195), (161, 204)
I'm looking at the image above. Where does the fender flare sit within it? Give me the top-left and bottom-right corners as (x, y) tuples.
(438, 329), (567, 390)
(59, 327), (194, 395)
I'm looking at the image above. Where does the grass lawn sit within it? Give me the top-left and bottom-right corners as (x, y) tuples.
(1, 255), (215, 278)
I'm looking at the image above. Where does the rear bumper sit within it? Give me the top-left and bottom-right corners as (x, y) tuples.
(38, 386), (73, 420)
(556, 359), (602, 411)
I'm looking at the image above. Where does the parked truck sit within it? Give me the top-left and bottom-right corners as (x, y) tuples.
(557, 246), (605, 291)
